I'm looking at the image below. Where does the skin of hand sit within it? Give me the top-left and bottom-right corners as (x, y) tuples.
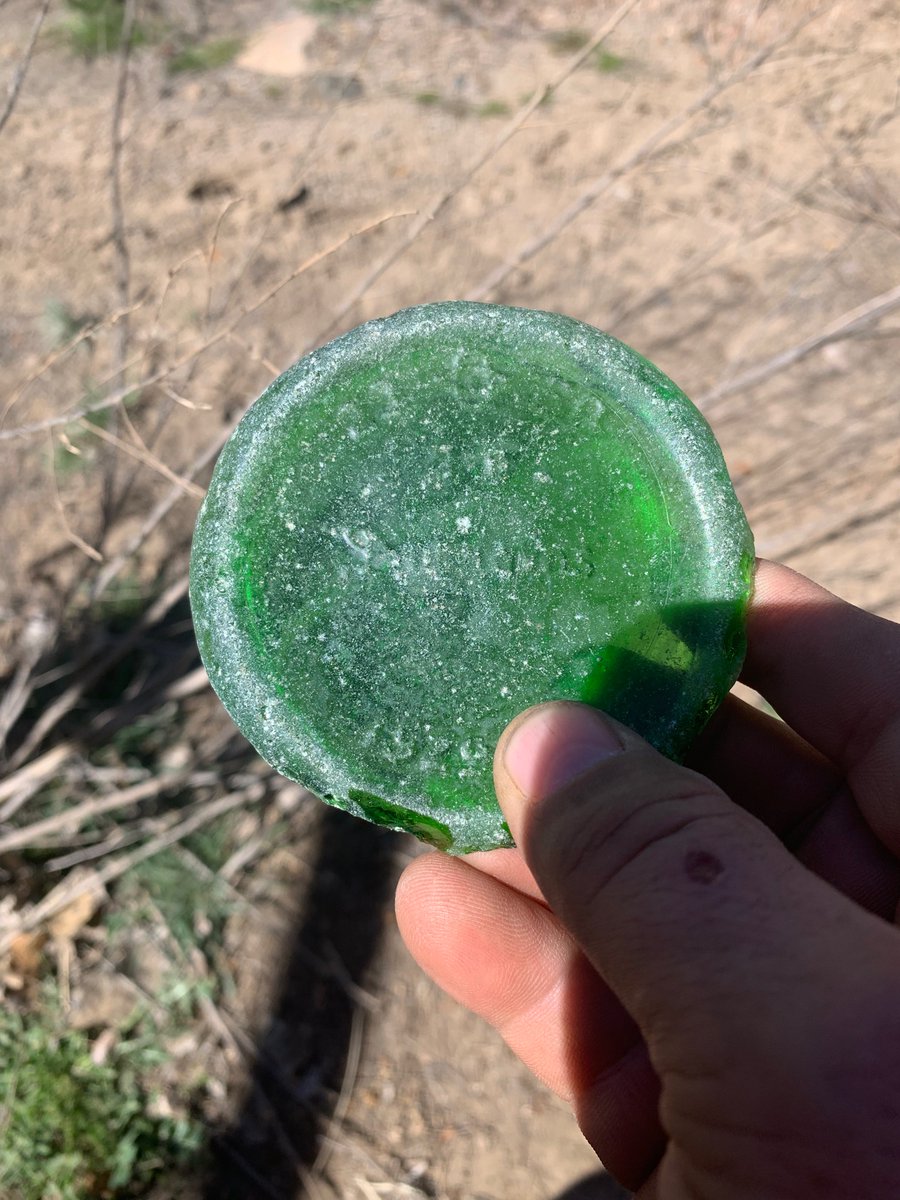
(395, 560), (900, 1199)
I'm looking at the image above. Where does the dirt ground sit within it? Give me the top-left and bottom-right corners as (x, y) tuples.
(1, 0), (899, 1197)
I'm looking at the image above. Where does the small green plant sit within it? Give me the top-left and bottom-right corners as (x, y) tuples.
(415, 90), (442, 107)
(303, 0), (374, 13)
(594, 48), (626, 73)
(168, 37), (244, 74)
(476, 99), (511, 118)
(547, 28), (590, 55)
(42, 300), (92, 350)
(0, 1001), (204, 1199)
(61, 0), (147, 58)
(123, 844), (236, 953)
(520, 88), (554, 109)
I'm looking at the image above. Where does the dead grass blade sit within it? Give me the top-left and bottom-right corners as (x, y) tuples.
(7, 575), (190, 771)
(0, 782), (267, 956)
(310, 0), (643, 347)
(0, 0), (52, 137)
(701, 281), (900, 409)
(0, 211), (413, 443)
(467, 7), (826, 302)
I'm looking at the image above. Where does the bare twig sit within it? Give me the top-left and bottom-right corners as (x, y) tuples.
(606, 160), (835, 334)
(7, 574), (190, 770)
(700, 281), (900, 409)
(0, 613), (55, 752)
(0, 0), (52, 137)
(468, 7), (824, 302)
(1, 303), (142, 429)
(311, 1005), (365, 1177)
(109, 0), (135, 383)
(0, 768), (222, 856)
(204, 198), (244, 329)
(100, 0), (137, 527)
(47, 433), (104, 562)
(0, 742), (74, 806)
(77, 415), (205, 498)
(311, 0), (642, 346)
(0, 783), (267, 956)
(0, 211), (412, 443)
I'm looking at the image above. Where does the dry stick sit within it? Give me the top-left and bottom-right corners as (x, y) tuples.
(310, 0), (642, 348)
(700, 281), (900, 410)
(0, 211), (412, 443)
(77, 415), (205, 498)
(6, 573), (189, 771)
(46, 431), (104, 562)
(0, 303), (142, 429)
(109, 0), (135, 382)
(311, 1006), (366, 1178)
(0, 768), (221, 856)
(0, 742), (74, 806)
(0, 783), (266, 956)
(606, 159), (835, 334)
(0, 0), (52, 136)
(468, 9), (823, 303)
(100, 0), (137, 535)
(762, 494), (900, 564)
(0, 615), (55, 752)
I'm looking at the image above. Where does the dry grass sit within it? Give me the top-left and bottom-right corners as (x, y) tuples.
(0, 0), (899, 1195)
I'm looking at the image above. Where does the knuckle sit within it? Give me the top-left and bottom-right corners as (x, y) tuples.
(542, 787), (735, 913)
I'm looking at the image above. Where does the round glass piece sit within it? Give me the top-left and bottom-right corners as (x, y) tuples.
(190, 303), (754, 851)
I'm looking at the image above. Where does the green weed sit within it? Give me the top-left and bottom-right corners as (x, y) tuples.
(415, 90), (442, 107)
(0, 999), (204, 1200)
(42, 300), (92, 350)
(121, 845), (236, 953)
(547, 28), (590, 55)
(476, 99), (510, 118)
(594, 48), (626, 73)
(61, 0), (148, 58)
(167, 37), (244, 74)
(303, 0), (374, 13)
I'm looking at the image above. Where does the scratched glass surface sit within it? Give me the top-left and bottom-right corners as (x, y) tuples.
(190, 303), (754, 851)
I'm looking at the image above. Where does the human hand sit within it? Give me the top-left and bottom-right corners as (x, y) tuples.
(395, 560), (900, 1198)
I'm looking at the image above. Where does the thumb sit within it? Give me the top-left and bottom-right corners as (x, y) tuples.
(493, 702), (900, 1103)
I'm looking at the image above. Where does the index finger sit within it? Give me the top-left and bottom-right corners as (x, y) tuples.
(743, 559), (900, 854)
(743, 559), (900, 774)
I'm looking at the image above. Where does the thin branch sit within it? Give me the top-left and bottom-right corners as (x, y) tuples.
(761, 494), (900, 563)
(109, 0), (135, 383)
(1, 303), (141, 429)
(0, 613), (55, 752)
(76, 415), (205, 498)
(606, 159), (834, 333)
(47, 433), (104, 562)
(0, 768), (222, 856)
(700, 281), (900, 409)
(310, 0), (642, 346)
(7, 574), (190, 770)
(0, 783), (267, 956)
(311, 1006), (365, 1177)
(0, 0), (52, 137)
(467, 7), (824, 302)
(100, 0), (136, 528)
(0, 211), (412, 443)
(0, 742), (74, 806)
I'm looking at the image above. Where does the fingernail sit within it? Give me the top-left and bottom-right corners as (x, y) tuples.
(502, 704), (624, 817)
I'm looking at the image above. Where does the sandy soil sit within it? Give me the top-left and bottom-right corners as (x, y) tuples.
(1, 0), (898, 1197)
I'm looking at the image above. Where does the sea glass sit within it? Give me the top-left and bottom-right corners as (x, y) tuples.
(190, 302), (754, 852)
